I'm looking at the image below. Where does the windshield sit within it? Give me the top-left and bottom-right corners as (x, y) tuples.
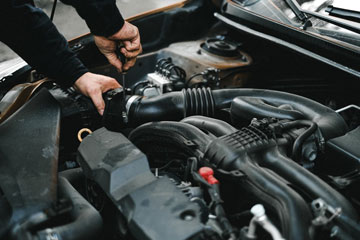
(233, 0), (360, 50)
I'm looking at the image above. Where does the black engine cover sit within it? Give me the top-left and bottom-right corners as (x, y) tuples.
(77, 128), (206, 240)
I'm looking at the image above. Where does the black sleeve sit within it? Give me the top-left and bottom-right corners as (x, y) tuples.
(60, 0), (125, 37)
(0, 1), (88, 87)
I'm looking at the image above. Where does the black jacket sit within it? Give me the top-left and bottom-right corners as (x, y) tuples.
(0, 0), (124, 87)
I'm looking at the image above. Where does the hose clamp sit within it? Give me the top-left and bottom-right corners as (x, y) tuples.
(126, 95), (141, 116)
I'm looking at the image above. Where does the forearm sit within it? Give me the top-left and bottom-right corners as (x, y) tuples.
(0, 2), (88, 87)
(60, 0), (125, 37)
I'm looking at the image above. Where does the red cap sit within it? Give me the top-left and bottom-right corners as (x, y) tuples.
(199, 167), (219, 185)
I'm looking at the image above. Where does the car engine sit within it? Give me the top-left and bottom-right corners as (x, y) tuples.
(0, 1), (360, 240)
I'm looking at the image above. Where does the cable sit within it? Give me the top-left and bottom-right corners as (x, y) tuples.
(281, 120), (318, 161)
(186, 73), (203, 86)
(50, 0), (58, 21)
(187, 158), (236, 239)
(292, 122), (317, 161)
(155, 58), (187, 83)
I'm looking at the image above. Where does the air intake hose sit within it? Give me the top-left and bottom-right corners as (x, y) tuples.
(126, 88), (347, 139)
(181, 116), (237, 137)
(263, 148), (358, 220)
(128, 88), (215, 125)
(212, 89), (347, 139)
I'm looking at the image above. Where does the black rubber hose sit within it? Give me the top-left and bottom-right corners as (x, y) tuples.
(129, 121), (214, 154)
(131, 121), (313, 239)
(128, 88), (347, 140)
(280, 120), (318, 161)
(129, 91), (185, 125)
(335, 214), (360, 239)
(129, 88), (215, 126)
(237, 160), (313, 240)
(292, 124), (317, 161)
(262, 148), (358, 220)
(36, 177), (102, 240)
(212, 89), (347, 140)
(230, 97), (305, 121)
(58, 168), (83, 184)
(58, 168), (85, 194)
(181, 116), (237, 137)
(204, 137), (313, 239)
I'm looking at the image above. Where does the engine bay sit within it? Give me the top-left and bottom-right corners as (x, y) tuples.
(1, 1), (360, 240)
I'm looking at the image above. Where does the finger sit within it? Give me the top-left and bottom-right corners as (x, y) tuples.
(123, 57), (137, 71)
(89, 88), (105, 115)
(124, 35), (141, 51)
(121, 45), (142, 59)
(121, 49), (140, 59)
(105, 53), (123, 72)
(103, 78), (121, 91)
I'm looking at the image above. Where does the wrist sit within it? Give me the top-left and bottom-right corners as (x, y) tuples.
(74, 72), (90, 89)
(109, 21), (129, 40)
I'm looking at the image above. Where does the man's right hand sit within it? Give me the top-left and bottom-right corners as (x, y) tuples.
(74, 72), (121, 115)
(94, 21), (142, 72)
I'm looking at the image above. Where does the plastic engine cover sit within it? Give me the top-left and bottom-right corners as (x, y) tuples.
(77, 128), (205, 240)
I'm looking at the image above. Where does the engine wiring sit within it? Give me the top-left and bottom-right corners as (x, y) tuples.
(186, 68), (220, 88)
(188, 157), (237, 240)
(156, 58), (186, 82)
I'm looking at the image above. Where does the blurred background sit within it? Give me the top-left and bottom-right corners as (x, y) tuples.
(1, 0), (359, 64)
(0, 0), (182, 62)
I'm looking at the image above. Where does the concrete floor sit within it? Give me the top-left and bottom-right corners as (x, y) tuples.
(0, 0), (182, 62)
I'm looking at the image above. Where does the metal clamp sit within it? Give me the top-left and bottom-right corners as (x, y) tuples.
(311, 198), (342, 226)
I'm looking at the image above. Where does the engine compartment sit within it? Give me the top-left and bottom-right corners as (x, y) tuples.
(1, 1), (360, 240)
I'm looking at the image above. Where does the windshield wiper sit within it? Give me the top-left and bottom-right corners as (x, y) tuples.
(301, 9), (360, 35)
(282, 0), (360, 34)
(284, 0), (307, 21)
(325, 5), (360, 24)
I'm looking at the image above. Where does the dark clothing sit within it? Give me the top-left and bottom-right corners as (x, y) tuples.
(0, 0), (124, 87)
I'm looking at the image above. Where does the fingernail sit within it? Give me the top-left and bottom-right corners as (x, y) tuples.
(99, 109), (104, 116)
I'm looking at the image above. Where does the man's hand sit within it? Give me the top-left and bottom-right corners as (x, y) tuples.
(74, 72), (121, 115)
(94, 21), (142, 72)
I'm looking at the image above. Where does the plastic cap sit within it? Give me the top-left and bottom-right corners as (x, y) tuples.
(199, 167), (219, 185)
(251, 204), (265, 217)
